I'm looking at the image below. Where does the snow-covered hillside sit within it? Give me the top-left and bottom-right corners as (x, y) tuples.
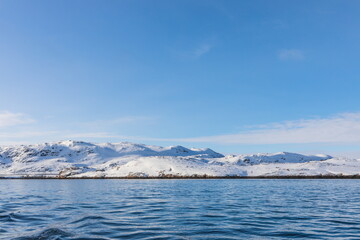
(0, 140), (358, 178)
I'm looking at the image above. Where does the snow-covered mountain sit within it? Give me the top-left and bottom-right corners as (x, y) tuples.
(0, 140), (358, 178)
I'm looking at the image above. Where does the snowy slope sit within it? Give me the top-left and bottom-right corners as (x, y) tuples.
(218, 152), (331, 165)
(0, 140), (359, 178)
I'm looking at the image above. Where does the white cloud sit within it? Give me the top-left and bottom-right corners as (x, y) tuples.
(0, 111), (35, 128)
(278, 49), (304, 61)
(178, 113), (360, 145)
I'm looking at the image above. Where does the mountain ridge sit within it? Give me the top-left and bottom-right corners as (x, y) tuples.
(1, 140), (358, 178)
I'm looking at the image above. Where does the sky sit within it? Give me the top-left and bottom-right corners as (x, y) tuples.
(1, 0), (360, 156)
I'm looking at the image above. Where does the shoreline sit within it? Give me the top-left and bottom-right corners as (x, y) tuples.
(1, 175), (360, 179)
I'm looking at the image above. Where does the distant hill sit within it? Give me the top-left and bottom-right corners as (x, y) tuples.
(1, 140), (358, 178)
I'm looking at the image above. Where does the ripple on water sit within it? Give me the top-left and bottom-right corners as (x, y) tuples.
(70, 215), (108, 225)
(0, 212), (46, 223)
(12, 228), (72, 240)
(2, 179), (360, 239)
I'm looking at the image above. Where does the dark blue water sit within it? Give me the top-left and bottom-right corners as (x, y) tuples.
(1, 179), (360, 239)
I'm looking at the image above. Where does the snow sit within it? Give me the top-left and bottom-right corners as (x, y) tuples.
(0, 140), (359, 178)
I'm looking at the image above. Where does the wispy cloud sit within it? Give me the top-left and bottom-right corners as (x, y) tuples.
(176, 113), (360, 145)
(0, 131), (60, 139)
(0, 131), (61, 146)
(0, 114), (158, 146)
(278, 49), (304, 61)
(192, 44), (213, 58)
(64, 132), (122, 139)
(4, 110), (360, 149)
(175, 43), (214, 59)
(83, 116), (157, 127)
(0, 111), (35, 128)
(0, 130), (155, 146)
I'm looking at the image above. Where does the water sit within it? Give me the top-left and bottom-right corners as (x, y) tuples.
(1, 179), (360, 240)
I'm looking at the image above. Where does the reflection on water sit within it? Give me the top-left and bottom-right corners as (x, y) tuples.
(1, 179), (360, 239)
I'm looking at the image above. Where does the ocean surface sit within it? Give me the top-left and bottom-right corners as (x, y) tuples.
(1, 179), (360, 240)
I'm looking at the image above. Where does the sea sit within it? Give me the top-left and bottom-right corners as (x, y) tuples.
(1, 179), (360, 239)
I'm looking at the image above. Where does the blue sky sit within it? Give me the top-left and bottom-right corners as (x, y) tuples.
(1, 0), (360, 156)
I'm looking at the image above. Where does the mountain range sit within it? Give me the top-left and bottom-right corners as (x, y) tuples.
(0, 140), (358, 178)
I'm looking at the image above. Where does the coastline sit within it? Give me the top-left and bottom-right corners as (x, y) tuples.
(1, 175), (360, 179)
